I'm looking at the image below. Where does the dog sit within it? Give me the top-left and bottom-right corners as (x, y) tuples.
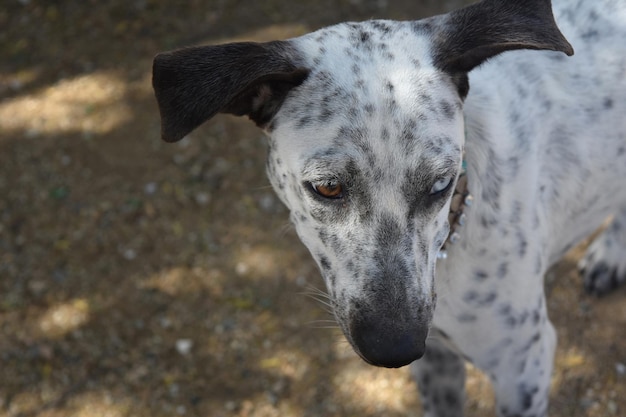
(151, 0), (626, 415)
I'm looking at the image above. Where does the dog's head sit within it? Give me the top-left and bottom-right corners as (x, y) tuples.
(152, 0), (572, 368)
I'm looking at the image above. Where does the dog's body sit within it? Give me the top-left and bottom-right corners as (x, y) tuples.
(152, 0), (626, 415)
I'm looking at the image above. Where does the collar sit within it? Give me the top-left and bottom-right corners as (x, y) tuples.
(437, 160), (472, 260)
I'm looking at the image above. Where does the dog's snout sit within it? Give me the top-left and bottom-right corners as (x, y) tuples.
(351, 317), (428, 368)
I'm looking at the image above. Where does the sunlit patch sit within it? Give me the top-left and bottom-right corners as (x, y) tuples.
(258, 349), (311, 380)
(70, 391), (132, 417)
(465, 362), (495, 413)
(139, 267), (223, 297)
(333, 362), (416, 413)
(234, 245), (281, 280)
(0, 71), (131, 137)
(552, 345), (596, 389)
(224, 23), (309, 43)
(38, 298), (90, 338)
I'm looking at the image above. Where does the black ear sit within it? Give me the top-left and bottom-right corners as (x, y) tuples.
(152, 41), (309, 142)
(430, 0), (574, 75)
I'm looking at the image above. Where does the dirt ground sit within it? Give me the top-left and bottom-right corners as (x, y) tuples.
(1, 1), (625, 416)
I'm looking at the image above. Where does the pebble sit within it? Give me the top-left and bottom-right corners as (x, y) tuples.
(175, 339), (193, 356)
(224, 401), (237, 412)
(194, 192), (210, 206)
(235, 262), (249, 276)
(122, 248), (137, 260)
(258, 193), (275, 212)
(616, 362), (626, 376)
(60, 155), (71, 166)
(144, 182), (158, 195)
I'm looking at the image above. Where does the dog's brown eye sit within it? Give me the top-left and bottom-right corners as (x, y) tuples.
(312, 180), (343, 199)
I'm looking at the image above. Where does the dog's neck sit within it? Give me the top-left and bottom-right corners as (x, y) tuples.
(438, 158), (472, 260)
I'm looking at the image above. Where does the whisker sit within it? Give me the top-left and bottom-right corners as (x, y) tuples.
(306, 320), (340, 329)
(249, 185), (275, 191)
(299, 285), (335, 313)
(278, 222), (294, 238)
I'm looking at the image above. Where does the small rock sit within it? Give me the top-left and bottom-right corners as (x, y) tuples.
(258, 194), (275, 212)
(194, 192), (210, 206)
(175, 339), (193, 356)
(616, 362), (626, 376)
(144, 182), (158, 195)
(235, 262), (249, 276)
(224, 401), (237, 412)
(122, 248), (137, 260)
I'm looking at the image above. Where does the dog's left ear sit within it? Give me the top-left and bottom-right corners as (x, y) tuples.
(429, 0), (573, 76)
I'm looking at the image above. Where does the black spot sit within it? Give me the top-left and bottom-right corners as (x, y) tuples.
(604, 97), (614, 109)
(516, 229), (528, 257)
(532, 309), (541, 325)
(317, 229), (328, 245)
(444, 388), (460, 407)
(474, 269), (489, 282)
(439, 100), (455, 119)
(497, 262), (509, 279)
(318, 108), (333, 123)
(518, 332), (541, 354)
(297, 115), (312, 129)
(520, 384), (539, 411)
(463, 291), (478, 302)
(518, 310), (529, 326)
(541, 99), (553, 111)
(319, 255), (331, 271)
(380, 127), (390, 141)
(480, 292), (497, 306)
(498, 303), (513, 319)
(457, 313), (477, 322)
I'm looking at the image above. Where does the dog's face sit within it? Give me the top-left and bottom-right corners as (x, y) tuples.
(265, 22), (465, 367)
(152, 0), (572, 368)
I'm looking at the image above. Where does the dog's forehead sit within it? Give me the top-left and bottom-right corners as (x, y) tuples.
(271, 20), (463, 173)
(291, 20), (449, 105)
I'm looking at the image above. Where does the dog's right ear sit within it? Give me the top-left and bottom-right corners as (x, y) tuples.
(152, 41), (309, 143)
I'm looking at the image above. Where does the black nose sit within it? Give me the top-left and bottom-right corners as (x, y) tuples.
(351, 320), (428, 368)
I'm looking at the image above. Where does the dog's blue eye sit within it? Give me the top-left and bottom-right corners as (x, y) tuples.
(430, 177), (453, 195)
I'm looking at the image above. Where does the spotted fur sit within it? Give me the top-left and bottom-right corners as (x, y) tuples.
(152, 0), (626, 415)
